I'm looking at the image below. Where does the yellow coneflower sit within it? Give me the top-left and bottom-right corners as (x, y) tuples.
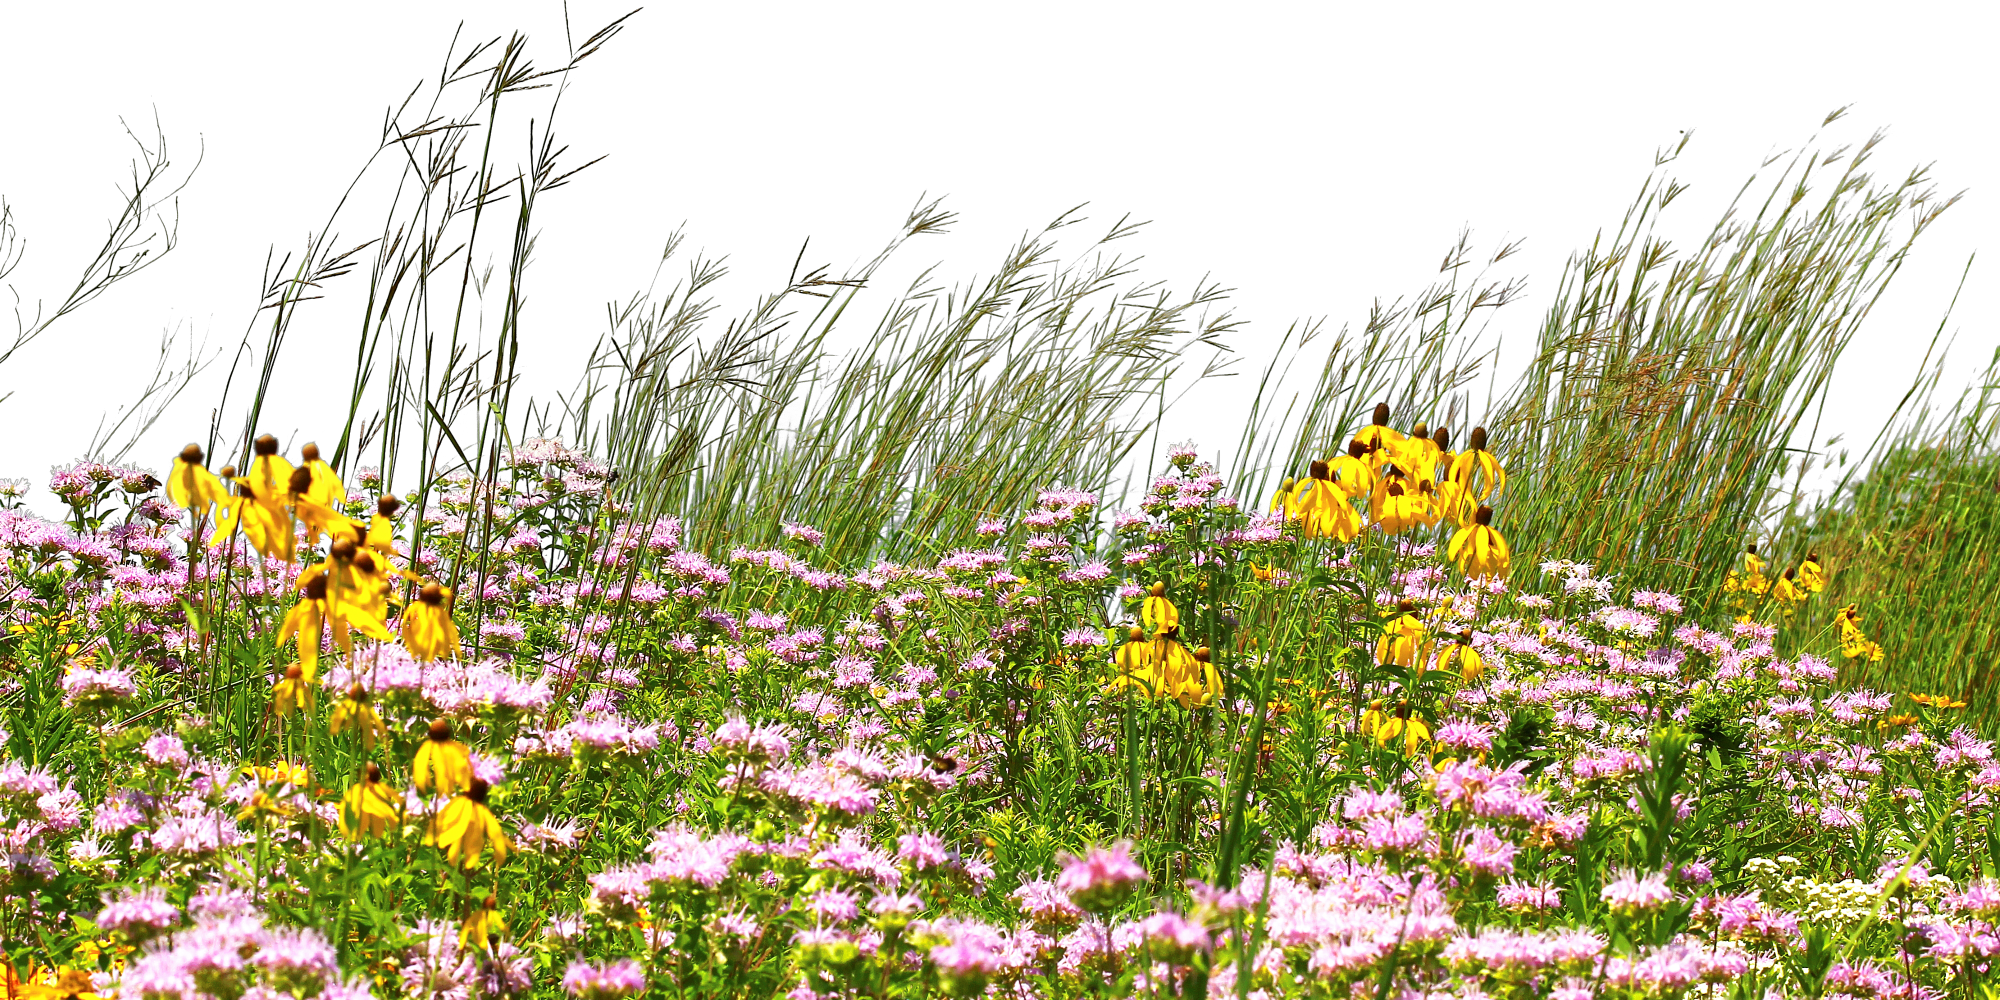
(218, 436), (300, 568)
(1447, 426), (1506, 504)
(272, 662), (314, 717)
(1291, 461), (1362, 541)
(277, 573), (331, 675)
(402, 583), (461, 663)
(1378, 601), (1426, 667)
(1435, 473), (1477, 528)
(1360, 699), (1431, 756)
(14, 967), (102, 1000)
(1742, 546), (1766, 579)
(1328, 441), (1377, 498)
(1798, 552), (1827, 593)
(1370, 468), (1431, 535)
(291, 476), (360, 550)
(1771, 568), (1804, 616)
(1835, 604), (1884, 662)
(1141, 582), (1179, 636)
(1911, 693), (1967, 710)
(1389, 422), (1443, 481)
(284, 544), (396, 668)
(413, 718), (475, 795)
(343, 547), (397, 629)
(166, 444), (228, 514)
(294, 441), (345, 508)
(1438, 631), (1485, 683)
(461, 894), (508, 951)
(1268, 478), (1296, 516)
(1105, 626), (1163, 698)
(426, 777), (509, 868)
(244, 759), (312, 787)
(1429, 425), (1454, 472)
(339, 762), (403, 840)
(236, 761), (312, 821)
(1163, 644), (1223, 709)
(366, 494), (404, 559)
(1447, 505), (1511, 579)
(1351, 403), (1405, 463)
(330, 683), (388, 750)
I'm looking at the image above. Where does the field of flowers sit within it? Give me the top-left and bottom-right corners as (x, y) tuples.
(0, 412), (1989, 1000)
(2, 14), (1994, 1000)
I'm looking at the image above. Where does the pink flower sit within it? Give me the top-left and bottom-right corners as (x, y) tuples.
(562, 959), (646, 1000)
(1055, 841), (1149, 912)
(1139, 910), (1209, 962)
(1600, 871), (1675, 914)
(1460, 826), (1518, 877)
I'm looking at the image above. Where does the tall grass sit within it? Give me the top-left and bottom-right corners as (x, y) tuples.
(1240, 121), (1960, 596)
(563, 205), (1237, 564)
(1782, 326), (2000, 715)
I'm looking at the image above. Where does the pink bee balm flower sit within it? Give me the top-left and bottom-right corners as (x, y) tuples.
(1600, 871), (1675, 914)
(1140, 910), (1210, 962)
(1055, 841), (1149, 913)
(563, 959), (647, 1000)
(1496, 881), (1565, 911)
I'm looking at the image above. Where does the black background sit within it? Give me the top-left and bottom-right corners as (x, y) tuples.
(3, 3), (1984, 512)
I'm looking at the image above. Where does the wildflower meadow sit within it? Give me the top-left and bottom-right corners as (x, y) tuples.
(3, 18), (1999, 1000)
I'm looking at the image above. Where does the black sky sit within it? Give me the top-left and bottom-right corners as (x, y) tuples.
(3, 7), (1984, 508)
